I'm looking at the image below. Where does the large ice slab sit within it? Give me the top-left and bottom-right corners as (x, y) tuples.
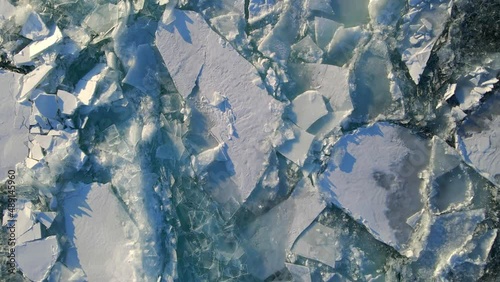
(318, 122), (429, 254)
(64, 182), (140, 281)
(156, 9), (283, 208)
(0, 71), (30, 180)
(16, 236), (60, 282)
(457, 92), (500, 187)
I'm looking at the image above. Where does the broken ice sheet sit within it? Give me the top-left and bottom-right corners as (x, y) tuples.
(156, 8), (283, 212)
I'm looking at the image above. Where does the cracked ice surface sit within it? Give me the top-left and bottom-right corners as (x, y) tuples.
(0, 0), (499, 281)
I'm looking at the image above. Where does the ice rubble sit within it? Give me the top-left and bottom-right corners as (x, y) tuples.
(398, 0), (453, 84)
(63, 182), (140, 281)
(156, 9), (283, 209)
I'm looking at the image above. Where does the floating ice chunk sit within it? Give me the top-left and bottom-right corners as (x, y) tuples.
(351, 39), (396, 120)
(257, 0), (303, 62)
(330, 0), (370, 27)
(326, 26), (364, 66)
(318, 122), (429, 254)
(277, 124), (315, 167)
(48, 262), (86, 282)
(20, 12), (49, 40)
(34, 93), (59, 119)
(285, 263), (311, 282)
(289, 90), (328, 130)
(291, 35), (324, 63)
(63, 183), (140, 282)
(414, 209), (486, 278)
(314, 17), (342, 51)
(292, 222), (341, 268)
(0, 0), (15, 21)
(29, 143), (44, 160)
(56, 90), (78, 115)
(368, 0), (404, 26)
(35, 212), (57, 229)
(288, 63), (352, 112)
(457, 93), (500, 187)
(210, 13), (245, 42)
(156, 9), (283, 207)
(248, 0), (279, 24)
(306, 0), (334, 15)
(84, 3), (123, 34)
(74, 64), (106, 105)
(16, 236), (60, 282)
(17, 222), (42, 244)
(14, 25), (63, 65)
(191, 143), (228, 173)
(160, 0), (178, 25)
(244, 178), (325, 279)
(18, 64), (54, 101)
(0, 71), (30, 180)
(398, 0), (453, 84)
(122, 44), (157, 93)
(454, 67), (499, 111)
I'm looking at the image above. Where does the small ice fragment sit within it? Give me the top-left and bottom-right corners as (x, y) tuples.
(289, 90), (328, 130)
(285, 263), (311, 282)
(191, 143), (227, 173)
(292, 222), (341, 268)
(30, 143), (44, 160)
(20, 12), (50, 40)
(56, 90), (78, 115)
(314, 17), (342, 50)
(291, 35), (324, 63)
(34, 93), (59, 119)
(16, 236), (60, 282)
(84, 3), (123, 34)
(17, 222), (42, 244)
(35, 212), (57, 229)
(74, 64), (106, 105)
(277, 125), (315, 167)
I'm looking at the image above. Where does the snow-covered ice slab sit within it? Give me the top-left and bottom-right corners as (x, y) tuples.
(156, 9), (283, 208)
(318, 122), (429, 254)
(0, 71), (30, 180)
(16, 235), (60, 282)
(243, 178), (325, 279)
(63, 182), (140, 281)
(457, 93), (500, 187)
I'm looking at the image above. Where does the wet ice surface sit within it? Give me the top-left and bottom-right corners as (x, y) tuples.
(0, 0), (499, 281)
